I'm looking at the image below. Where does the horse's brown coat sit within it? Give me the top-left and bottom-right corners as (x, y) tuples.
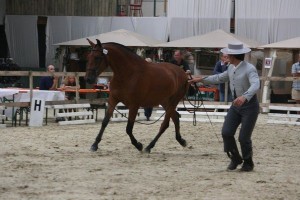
(86, 39), (189, 153)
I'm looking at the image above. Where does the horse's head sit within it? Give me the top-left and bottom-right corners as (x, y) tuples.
(85, 38), (108, 84)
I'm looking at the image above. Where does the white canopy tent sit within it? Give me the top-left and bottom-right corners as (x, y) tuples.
(155, 29), (261, 48)
(54, 29), (163, 74)
(46, 16), (168, 67)
(259, 37), (300, 49)
(54, 29), (162, 47)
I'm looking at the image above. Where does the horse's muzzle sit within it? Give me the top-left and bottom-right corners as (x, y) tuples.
(85, 69), (98, 84)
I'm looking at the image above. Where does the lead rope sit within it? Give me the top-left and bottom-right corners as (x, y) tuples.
(113, 107), (165, 125)
(105, 100), (166, 125)
(185, 75), (211, 126)
(185, 76), (221, 143)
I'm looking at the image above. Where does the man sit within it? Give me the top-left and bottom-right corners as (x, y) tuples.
(170, 50), (191, 74)
(170, 50), (194, 96)
(213, 53), (232, 102)
(291, 54), (300, 122)
(189, 42), (260, 172)
(39, 65), (58, 90)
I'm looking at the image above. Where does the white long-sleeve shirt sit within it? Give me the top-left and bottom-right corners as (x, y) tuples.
(202, 61), (260, 101)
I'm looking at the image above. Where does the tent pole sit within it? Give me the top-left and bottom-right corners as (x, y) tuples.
(262, 49), (276, 112)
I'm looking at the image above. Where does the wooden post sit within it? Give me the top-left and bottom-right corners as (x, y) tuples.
(75, 72), (79, 103)
(29, 71), (33, 103)
(262, 49), (277, 112)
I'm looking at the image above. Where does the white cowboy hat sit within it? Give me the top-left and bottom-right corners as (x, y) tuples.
(221, 42), (251, 55)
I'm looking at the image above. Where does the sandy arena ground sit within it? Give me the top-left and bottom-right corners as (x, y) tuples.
(0, 112), (299, 200)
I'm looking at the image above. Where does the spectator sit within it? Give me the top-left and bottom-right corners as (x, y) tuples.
(39, 65), (58, 90)
(170, 50), (194, 96)
(291, 54), (300, 122)
(60, 76), (80, 100)
(184, 52), (195, 75)
(213, 53), (232, 102)
(170, 50), (191, 74)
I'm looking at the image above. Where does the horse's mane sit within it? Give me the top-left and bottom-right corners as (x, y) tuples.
(103, 42), (144, 61)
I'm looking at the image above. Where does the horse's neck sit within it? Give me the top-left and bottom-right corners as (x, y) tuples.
(106, 45), (141, 78)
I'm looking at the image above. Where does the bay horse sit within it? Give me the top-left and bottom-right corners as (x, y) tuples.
(85, 39), (189, 153)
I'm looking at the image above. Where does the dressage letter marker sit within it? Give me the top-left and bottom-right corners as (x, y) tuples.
(29, 98), (45, 127)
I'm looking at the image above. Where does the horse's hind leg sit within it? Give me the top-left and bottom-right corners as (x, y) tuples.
(90, 103), (115, 152)
(126, 107), (143, 151)
(171, 110), (187, 147)
(144, 111), (171, 153)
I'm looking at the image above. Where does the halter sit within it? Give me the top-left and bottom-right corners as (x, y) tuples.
(90, 47), (109, 75)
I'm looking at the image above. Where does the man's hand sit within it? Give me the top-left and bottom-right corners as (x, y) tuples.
(186, 70), (191, 76)
(188, 76), (204, 84)
(233, 96), (247, 107)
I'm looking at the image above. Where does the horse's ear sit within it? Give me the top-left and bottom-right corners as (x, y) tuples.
(96, 39), (102, 48)
(86, 38), (95, 47)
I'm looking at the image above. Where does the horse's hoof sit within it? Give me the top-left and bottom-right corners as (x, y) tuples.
(143, 147), (151, 154)
(180, 139), (187, 147)
(90, 145), (98, 152)
(136, 142), (143, 151)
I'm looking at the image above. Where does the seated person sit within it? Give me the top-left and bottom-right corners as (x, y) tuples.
(39, 65), (58, 90)
(60, 76), (80, 121)
(60, 76), (80, 100)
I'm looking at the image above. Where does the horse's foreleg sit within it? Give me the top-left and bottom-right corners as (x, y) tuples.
(126, 108), (143, 151)
(171, 110), (187, 147)
(144, 112), (171, 153)
(90, 104), (114, 152)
